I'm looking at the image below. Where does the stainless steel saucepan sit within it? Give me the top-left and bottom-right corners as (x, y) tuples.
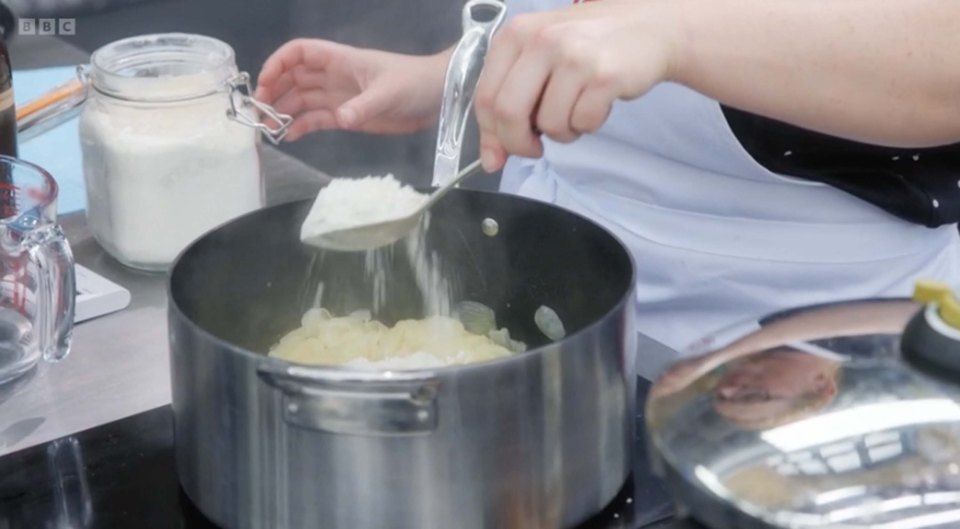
(169, 189), (637, 529)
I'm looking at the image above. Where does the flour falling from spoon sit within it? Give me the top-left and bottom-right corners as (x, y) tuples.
(302, 174), (455, 318)
(284, 175), (530, 369)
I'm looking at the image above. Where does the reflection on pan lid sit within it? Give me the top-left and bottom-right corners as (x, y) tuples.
(647, 285), (960, 529)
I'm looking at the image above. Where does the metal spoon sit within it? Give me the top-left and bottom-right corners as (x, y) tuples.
(306, 159), (484, 252)
(302, 0), (506, 252)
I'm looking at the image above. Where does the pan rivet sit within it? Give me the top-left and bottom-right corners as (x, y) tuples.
(287, 402), (299, 414)
(481, 218), (499, 237)
(417, 410), (429, 422)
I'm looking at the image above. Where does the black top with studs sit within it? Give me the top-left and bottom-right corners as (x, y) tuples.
(723, 106), (960, 227)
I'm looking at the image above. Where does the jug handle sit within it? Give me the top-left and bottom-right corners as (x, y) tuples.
(26, 224), (76, 362)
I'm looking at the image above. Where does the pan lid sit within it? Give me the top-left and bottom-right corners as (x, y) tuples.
(646, 284), (960, 529)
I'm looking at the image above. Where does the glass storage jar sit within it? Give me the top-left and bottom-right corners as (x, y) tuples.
(78, 33), (290, 271)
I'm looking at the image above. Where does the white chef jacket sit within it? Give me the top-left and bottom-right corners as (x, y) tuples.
(499, 0), (960, 366)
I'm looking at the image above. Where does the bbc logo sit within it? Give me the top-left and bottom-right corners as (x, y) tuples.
(18, 18), (77, 36)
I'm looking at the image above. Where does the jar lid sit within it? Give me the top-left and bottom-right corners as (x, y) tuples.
(646, 294), (960, 529)
(89, 33), (237, 102)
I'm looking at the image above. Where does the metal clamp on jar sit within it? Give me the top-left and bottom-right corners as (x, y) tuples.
(17, 33), (292, 272)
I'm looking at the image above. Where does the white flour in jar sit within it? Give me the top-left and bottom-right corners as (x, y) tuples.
(79, 74), (262, 270)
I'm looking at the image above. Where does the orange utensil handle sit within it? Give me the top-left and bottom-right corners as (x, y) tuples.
(16, 78), (85, 122)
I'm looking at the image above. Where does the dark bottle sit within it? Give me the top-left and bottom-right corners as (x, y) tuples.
(0, 23), (17, 220)
(0, 33), (14, 157)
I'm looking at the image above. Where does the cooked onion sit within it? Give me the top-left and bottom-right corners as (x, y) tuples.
(488, 327), (527, 354)
(456, 300), (497, 336)
(271, 308), (515, 368)
(535, 305), (566, 341)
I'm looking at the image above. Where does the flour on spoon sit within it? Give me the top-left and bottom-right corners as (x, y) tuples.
(300, 175), (429, 247)
(300, 172), (455, 318)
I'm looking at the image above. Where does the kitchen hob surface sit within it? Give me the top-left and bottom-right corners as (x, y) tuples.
(0, 380), (701, 529)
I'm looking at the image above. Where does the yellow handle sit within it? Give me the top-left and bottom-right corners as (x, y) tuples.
(913, 280), (960, 329)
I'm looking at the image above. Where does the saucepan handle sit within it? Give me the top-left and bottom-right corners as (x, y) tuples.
(257, 361), (441, 437)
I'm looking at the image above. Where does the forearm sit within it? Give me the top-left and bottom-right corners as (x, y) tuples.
(672, 0), (960, 147)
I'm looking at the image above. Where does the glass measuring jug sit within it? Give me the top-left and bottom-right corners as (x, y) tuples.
(0, 156), (75, 385)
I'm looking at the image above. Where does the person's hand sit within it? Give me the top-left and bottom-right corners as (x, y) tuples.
(256, 39), (450, 141)
(474, 0), (683, 171)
